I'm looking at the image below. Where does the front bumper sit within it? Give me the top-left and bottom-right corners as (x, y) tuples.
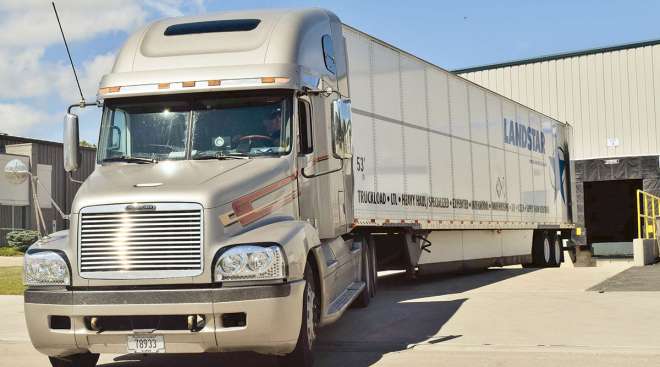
(24, 280), (305, 357)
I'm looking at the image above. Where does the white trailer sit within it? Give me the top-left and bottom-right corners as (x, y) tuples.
(344, 26), (574, 272)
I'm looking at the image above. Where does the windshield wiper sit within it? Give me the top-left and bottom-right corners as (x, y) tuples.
(193, 152), (250, 161)
(102, 156), (158, 164)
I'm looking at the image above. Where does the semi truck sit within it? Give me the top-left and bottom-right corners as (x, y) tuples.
(17, 8), (574, 367)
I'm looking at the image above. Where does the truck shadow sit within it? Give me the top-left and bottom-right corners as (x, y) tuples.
(100, 267), (537, 367)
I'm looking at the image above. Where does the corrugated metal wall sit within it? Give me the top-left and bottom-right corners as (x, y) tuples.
(0, 135), (96, 242)
(458, 44), (660, 161)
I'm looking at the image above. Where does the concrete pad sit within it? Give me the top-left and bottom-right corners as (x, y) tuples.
(0, 257), (23, 267)
(0, 296), (29, 343)
(633, 238), (657, 266)
(4, 264), (658, 367)
(589, 263), (660, 291)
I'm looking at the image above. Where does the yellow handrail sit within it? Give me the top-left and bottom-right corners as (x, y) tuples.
(637, 189), (660, 239)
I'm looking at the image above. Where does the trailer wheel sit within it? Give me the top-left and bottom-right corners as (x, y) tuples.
(353, 239), (371, 308)
(278, 262), (318, 367)
(530, 230), (545, 267)
(542, 235), (552, 266)
(550, 236), (562, 267)
(530, 230), (557, 268)
(48, 353), (99, 367)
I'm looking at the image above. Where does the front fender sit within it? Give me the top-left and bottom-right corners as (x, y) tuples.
(212, 220), (321, 281)
(26, 230), (73, 259)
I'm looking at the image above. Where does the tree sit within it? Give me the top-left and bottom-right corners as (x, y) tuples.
(80, 140), (97, 148)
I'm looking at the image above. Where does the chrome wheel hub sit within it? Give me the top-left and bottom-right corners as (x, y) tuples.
(543, 238), (550, 263)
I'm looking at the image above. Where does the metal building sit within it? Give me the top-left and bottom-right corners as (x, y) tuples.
(0, 134), (96, 241)
(455, 39), (660, 251)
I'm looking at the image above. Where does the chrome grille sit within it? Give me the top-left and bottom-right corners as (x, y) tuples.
(79, 203), (203, 279)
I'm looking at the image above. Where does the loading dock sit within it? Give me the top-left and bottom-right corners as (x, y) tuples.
(584, 179), (641, 250)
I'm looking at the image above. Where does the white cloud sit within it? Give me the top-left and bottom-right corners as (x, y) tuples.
(80, 52), (117, 98)
(0, 0), (206, 142)
(0, 0), (146, 100)
(143, 0), (207, 17)
(0, 0), (206, 98)
(143, 0), (184, 17)
(0, 48), (56, 99)
(0, 0), (148, 48)
(0, 103), (53, 137)
(53, 52), (116, 102)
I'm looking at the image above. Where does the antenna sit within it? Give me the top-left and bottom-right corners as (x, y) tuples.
(52, 1), (86, 105)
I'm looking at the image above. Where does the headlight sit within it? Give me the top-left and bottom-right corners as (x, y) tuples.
(214, 245), (285, 282)
(24, 251), (70, 286)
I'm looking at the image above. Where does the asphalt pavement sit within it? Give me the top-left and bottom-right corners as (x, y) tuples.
(4, 262), (660, 367)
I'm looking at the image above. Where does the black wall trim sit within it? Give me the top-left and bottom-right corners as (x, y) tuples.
(454, 38), (660, 74)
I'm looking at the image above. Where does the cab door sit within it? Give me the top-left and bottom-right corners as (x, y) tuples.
(296, 95), (355, 298)
(296, 96), (319, 226)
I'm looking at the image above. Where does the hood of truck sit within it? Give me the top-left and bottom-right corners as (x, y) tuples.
(71, 158), (292, 212)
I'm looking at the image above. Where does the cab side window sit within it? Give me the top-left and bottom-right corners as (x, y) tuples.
(321, 34), (336, 75)
(298, 100), (313, 154)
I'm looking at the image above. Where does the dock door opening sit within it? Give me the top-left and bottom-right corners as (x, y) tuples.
(584, 179), (642, 246)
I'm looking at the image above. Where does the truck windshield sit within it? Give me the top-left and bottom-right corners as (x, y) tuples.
(97, 92), (292, 163)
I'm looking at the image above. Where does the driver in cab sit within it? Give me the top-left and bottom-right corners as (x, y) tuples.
(262, 109), (281, 143)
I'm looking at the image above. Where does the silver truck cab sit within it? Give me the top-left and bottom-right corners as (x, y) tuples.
(22, 8), (374, 367)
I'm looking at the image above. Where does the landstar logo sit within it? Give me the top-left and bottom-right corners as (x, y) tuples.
(503, 118), (545, 154)
(549, 147), (567, 203)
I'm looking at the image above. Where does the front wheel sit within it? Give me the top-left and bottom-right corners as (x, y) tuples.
(354, 239), (371, 308)
(368, 234), (378, 296)
(278, 262), (318, 367)
(49, 353), (99, 367)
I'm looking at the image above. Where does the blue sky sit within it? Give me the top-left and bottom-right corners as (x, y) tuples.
(1, 0), (658, 144)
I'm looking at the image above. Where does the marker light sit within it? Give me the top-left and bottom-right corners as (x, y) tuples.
(98, 77), (290, 97)
(98, 86), (120, 94)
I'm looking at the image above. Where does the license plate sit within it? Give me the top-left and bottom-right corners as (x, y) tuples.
(127, 335), (165, 354)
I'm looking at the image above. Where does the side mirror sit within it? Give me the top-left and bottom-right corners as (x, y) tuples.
(3, 159), (30, 185)
(331, 98), (352, 159)
(63, 113), (81, 172)
(109, 126), (121, 150)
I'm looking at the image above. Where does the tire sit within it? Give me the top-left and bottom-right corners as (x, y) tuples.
(353, 239), (371, 308)
(49, 353), (99, 367)
(542, 234), (552, 267)
(550, 235), (562, 267)
(531, 230), (555, 268)
(278, 262), (318, 367)
(531, 230), (545, 267)
(368, 235), (378, 297)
